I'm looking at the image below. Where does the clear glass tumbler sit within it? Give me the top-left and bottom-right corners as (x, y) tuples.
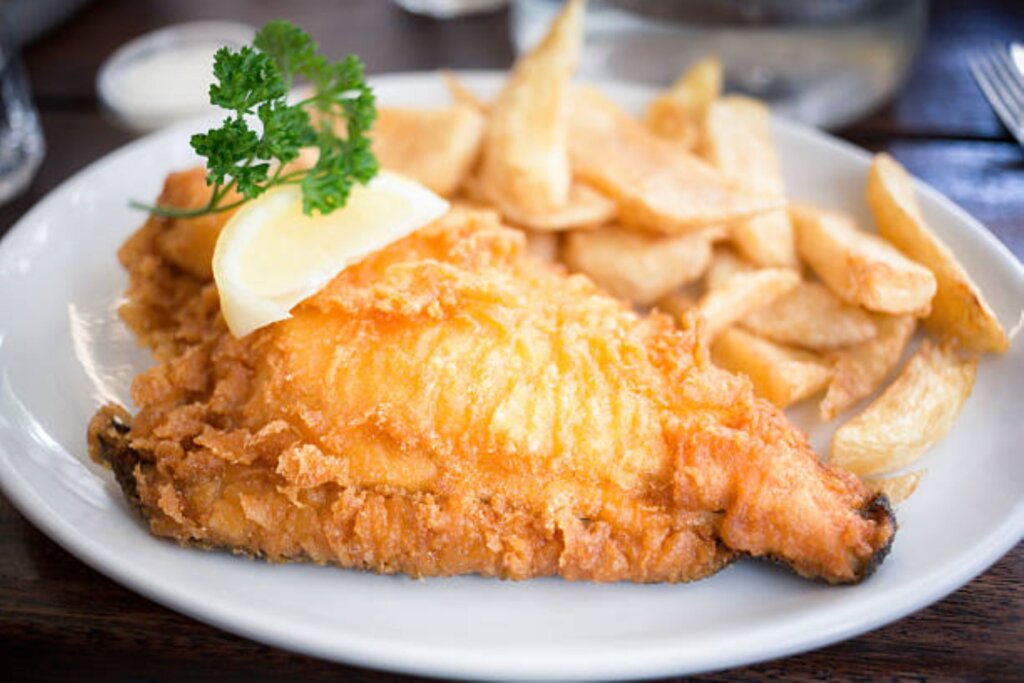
(512, 0), (927, 129)
(0, 22), (43, 205)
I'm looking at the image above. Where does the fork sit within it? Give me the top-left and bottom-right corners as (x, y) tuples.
(969, 43), (1024, 148)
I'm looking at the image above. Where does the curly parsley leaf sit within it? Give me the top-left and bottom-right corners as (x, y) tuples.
(253, 20), (320, 87)
(208, 46), (286, 113)
(131, 21), (377, 218)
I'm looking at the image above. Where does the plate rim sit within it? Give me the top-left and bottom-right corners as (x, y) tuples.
(0, 69), (1022, 681)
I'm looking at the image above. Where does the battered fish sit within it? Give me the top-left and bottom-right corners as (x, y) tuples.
(90, 168), (894, 583)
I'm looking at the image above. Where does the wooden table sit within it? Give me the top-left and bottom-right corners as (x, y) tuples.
(0, 1), (1020, 680)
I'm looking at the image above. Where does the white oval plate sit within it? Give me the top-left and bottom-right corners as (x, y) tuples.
(0, 72), (1021, 681)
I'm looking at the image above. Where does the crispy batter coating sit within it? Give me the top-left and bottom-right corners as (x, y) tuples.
(91, 168), (894, 583)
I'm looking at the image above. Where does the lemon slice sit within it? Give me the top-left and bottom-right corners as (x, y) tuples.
(213, 171), (449, 337)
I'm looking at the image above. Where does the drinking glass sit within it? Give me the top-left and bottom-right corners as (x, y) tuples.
(512, 0), (927, 129)
(0, 21), (43, 205)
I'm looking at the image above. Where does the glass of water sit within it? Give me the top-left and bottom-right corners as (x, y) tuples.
(0, 19), (43, 205)
(511, 0), (927, 129)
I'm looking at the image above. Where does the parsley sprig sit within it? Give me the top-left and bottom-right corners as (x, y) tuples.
(131, 21), (378, 218)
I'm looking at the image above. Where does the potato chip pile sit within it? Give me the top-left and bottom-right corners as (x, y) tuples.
(367, 0), (1011, 506)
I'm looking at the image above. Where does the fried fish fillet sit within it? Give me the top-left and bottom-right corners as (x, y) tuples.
(90, 168), (894, 583)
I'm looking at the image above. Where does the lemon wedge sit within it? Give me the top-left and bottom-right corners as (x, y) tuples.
(213, 171), (449, 337)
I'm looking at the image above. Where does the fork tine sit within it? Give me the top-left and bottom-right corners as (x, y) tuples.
(987, 45), (1024, 110)
(973, 53), (1022, 126)
(977, 45), (1024, 116)
(975, 47), (1024, 112)
(970, 49), (1024, 144)
(970, 55), (1016, 130)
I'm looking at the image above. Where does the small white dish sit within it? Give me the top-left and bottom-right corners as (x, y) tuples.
(0, 72), (1021, 680)
(97, 21), (256, 133)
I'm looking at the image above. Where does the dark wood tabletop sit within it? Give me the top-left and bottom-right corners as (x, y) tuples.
(1, 1), (1021, 680)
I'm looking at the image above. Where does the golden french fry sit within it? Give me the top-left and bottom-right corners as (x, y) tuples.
(644, 56), (722, 148)
(830, 341), (976, 476)
(465, 177), (616, 232)
(704, 248), (756, 289)
(372, 105), (485, 196)
(867, 153), (1010, 353)
(564, 225), (723, 305)
(569, 87), (784, 235)
(742, 281), (877, 350)
(479, 0), (582, 215)
(728, 209), (796, 270)
(656, 290), (698, 321)
(702, 97), (776, 182)
(819, 314), (916, 420)
(523, 229), (560, 263)
(447, 198), (501, 225)
(697, 268), (800, 340)
(712, 327), (833, 408)
(442, 70), (488, 111)
(702, 96), (797, 268)
(866, 470), (925, 506)
(792, 204), (937, 315)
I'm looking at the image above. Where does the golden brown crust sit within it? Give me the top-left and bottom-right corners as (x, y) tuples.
(91, 168), (894, 583)
(90, 407), (733, 581)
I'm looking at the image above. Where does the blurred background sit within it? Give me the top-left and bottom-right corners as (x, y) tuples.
(0, 0), (1020, 235)
(0, 0), (1020, 680)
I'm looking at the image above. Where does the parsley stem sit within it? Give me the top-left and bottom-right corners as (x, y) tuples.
(276, 168), (310, 183)
(128, 198), (249, 219)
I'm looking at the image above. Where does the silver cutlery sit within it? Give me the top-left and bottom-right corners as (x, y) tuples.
(970, 42), (1024, 147)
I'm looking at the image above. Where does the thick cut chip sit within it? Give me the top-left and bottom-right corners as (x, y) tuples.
(820, 314), (916, 420)
(656, 291), (697, 321)
(644, 56), (722, 149)
(830, 341), (976, 476)
(867, 470), (924, 506)
(867, 153), (1010, 353)
(704, 248), (755, 289)
(372, 105), (486, 197)
(569, 87), (783, 235)
(564, 225), (723, 305)
(442, 70), (488, 111)
(792, 204), (937, 315)
(697, 267), (800, 340)
(742, 281), (877, 350)
(478, 0), (582, 215)
(712, 327), (833, 408)
(732, 210), (797, 269)
(702, 96), (797, 268)
(523, 229), (560, 263)
(464, 176), (616, 231)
